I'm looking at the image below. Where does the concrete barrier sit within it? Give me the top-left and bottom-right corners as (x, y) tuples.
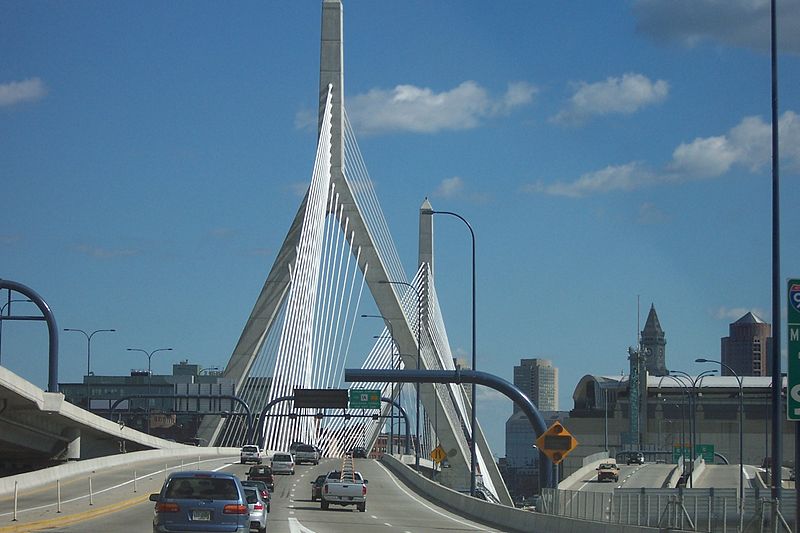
(689, 456), (706, 486)
(0, 447), (239, 496)
(381, 454), (658, 532)
(665, 457), (684, 488)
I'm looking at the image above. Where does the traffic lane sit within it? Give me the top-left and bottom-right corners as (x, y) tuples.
(571, 463), (674, 493)
(26, 457), (502, 533)
(259, 458), (500, 533)
(11, 458), (240, 533)
(0, 455), (237, 526)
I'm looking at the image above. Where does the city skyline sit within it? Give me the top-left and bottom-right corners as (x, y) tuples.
(2, 1), (800, 455)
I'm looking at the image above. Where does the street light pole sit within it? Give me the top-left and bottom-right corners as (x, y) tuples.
(379, 280), (423, 471)
(63, 328), (116, 409)
(427, 209), (478, 497)
(0, 298), (33, 364)
(658, 375), (691, 483)
(696, 358), (744, 507)
(361, 315), (396, 455)
(127, 347), (173, 433)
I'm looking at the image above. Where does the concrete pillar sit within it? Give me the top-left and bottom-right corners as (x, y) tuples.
(63, 427), (81, 460)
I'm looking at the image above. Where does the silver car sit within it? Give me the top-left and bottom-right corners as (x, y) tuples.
(243, 486), (268, 533)
(270, 452), (295, 475)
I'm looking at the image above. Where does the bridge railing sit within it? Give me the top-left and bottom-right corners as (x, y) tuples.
(541, 487), (795, 531)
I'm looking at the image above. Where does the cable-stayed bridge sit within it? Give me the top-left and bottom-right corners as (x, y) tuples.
(196, 0), (511, 504)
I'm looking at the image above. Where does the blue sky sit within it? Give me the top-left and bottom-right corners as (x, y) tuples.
(2, 1), (800, 457)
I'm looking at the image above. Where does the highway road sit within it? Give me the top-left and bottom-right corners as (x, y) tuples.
(562, 463), (675, 493)
(1, 457), (501, 533)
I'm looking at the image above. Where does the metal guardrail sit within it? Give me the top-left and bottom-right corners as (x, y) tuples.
(541, 487), (796, 531)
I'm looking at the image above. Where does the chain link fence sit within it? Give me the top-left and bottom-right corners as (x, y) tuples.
(541, 487), (795, 531)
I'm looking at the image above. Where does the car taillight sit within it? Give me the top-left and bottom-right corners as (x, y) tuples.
(223, 504), (248, 514)
(254, 503), (264, 511)
(323, 485), (328, 494)
(155, 502), (180, 513)
(260, 490), (268, 499)
(362, 485), (367, 496)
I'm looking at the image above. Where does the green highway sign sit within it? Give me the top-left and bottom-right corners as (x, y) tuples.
(695, 444), (715, 463)
(788, 279), (800, 420)
(349, 388), (381, 409)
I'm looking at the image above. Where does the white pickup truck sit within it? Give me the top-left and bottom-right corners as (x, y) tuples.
(293, 444), (320, 465)
(320, 469), (368, 512)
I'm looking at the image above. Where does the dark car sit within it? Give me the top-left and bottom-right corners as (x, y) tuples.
(246, 465), (274, 492)
(241, 479), (271, 512)
(150, 471), (250, 533)
(626, 452), (645, 465)
(351, 446), (368, 458)
(310, 474), (326, 501)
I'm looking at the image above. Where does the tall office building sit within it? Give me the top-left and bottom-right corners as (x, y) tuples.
(512, 358), (558, 412)
(721, 312), (772, 376)
(640, 304), (668, 376)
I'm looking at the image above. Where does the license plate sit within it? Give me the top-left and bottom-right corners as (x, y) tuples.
(192, 510), (211, 521)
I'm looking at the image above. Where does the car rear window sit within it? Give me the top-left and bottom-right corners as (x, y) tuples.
(273, 454), (292, 461)
(242, 446), (259, 452)
(297, 445), (315, 452)
(243, 487), (259, 504)
(165, 477), (239, 500)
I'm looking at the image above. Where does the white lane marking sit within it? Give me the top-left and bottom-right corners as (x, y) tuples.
(0, 460), (237, 518)
(371, 515), (378, 519)
(384, 522), (393, 527)
(374, 461), (495, 531)
(288, 517), (317, 533)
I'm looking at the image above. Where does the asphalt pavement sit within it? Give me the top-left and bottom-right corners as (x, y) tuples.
(0, 456), (501, 533)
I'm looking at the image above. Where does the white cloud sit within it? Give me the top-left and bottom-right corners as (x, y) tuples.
(477, 387), (509, 402)
(713, 306), (767, 321)
(0, 78), (46, 107)
(637, 202), (670, 224)
(669, 135), (738, 178)
(74, 244), (139, 259)
(552, 73), (669, 125)
(434, 176), (464, 198)
(527, 110), (800, 197)
(633, 0), (800, 55)
(523, 162), (653, 198)
(344, 81), (536, 135)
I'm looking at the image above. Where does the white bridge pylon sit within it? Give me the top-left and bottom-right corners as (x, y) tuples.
(200, 0), (511, 504)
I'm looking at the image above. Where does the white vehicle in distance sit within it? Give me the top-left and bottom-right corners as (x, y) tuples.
(270, 452), (295, 475)
(293, 444), (320, 465)
(240, 444), (264, 465)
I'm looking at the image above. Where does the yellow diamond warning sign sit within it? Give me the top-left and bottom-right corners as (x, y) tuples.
(535, 421), (578, 465)
(430, 445), (447, 463)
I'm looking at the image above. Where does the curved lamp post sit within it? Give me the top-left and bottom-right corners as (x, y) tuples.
(127, 347), (172, 433)
(361, 314), (397, 454)
(0, 298), (33, 364)
(696, 357), (744, 505)
(657, 374), (691, 484)
(379, 279), (423, 471)
(424, 208), (478, 497)
(64, 328), (116, 408)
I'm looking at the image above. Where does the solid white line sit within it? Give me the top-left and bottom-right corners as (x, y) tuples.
(374, 461), (495, 531)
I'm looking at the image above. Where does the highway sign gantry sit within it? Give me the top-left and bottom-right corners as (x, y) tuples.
(535, 421), (578, 465)
(787, 279), (800, 420)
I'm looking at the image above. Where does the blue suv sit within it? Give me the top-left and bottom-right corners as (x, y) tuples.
(150, 471), (250, 533)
